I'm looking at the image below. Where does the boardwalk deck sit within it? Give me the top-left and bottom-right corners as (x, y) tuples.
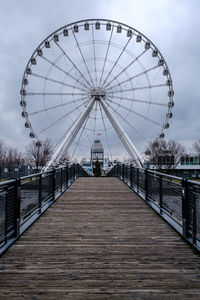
(0, 177), (200, 299)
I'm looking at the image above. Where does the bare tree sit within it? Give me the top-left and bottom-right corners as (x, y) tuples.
(26, 138), (53, 172)
(193, 138), (200, 155)
(0, 139), (26, 179)
(0, 139), (7, 179)
(0, 139), (7, 166)
(0, 139), (25, 166)
(145, 139), (186, 169)
(5, 147), (24, 166)
(59, 149), (71, 164)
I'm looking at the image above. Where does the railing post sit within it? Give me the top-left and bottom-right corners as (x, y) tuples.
(137, 168), (139, 193)
(159, 175), (163, 214)
(124, 165), (126, 182)
(130, 164), (133, 188)
(52, 168), (56, 201)
(192, 188), (197, 246)
(124, 164), (126, 182)
(69, 165), (72, 183)
(126, 165), (128, 183)
(60, 168), (63, 192)
(77, 164), (80, 178)
(4, 187), (8, 243)
(182, 179), (189, 238)
(116, 165), (118, 177)
(74, 164), (76, 180)
(73, 164), (74, 181)
(38, 174), (42, 213)
(145, 169), (148, 201)
(66, 165), (69, 188)
(14, 178), (21, 237)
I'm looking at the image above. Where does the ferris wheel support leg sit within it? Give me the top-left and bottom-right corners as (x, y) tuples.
(100, 98), (144, 168)
(44, 97), (95, 171)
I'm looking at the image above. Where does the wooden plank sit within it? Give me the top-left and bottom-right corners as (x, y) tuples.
(0, 177), (200, 299)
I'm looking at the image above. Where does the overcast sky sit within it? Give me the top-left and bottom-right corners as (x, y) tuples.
(0, 0), (199, 155)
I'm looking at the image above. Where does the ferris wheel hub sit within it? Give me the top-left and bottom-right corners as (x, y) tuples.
(90, 87), (106, 101)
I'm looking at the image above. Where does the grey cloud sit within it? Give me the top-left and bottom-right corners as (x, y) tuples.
(0, 0), (199, 158)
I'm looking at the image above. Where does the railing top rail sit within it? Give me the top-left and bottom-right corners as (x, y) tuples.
(147, 169), (182, 181)
(187, 179), (200, 186)
(0, 163), (78, 183)
(110, 164), (200, 183)
(0, 178), (17, 187)
(112, 164), (183, 181)
(20, 172), (43, 180)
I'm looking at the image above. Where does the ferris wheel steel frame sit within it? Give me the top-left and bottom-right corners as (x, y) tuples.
(20, 18), (174, 169)
(45, 97), (95, 170)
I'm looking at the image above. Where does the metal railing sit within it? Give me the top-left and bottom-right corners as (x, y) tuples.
(0, 164), (88, 255)
(107, 164), (200, 251)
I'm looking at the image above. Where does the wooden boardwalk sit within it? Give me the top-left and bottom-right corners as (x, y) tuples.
(0, 177), (200, 299)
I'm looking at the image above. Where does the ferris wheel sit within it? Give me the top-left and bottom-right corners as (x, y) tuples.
(20, 19), (174, 168)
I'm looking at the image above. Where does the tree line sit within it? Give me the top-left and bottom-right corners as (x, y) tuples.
(0, 137), (200, 171)
(0, 138), (53, 171)
(145, 138), (200, 169)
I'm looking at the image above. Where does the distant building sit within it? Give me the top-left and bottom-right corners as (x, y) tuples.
(91, 140), (104, 168)
(146, 154), (200, 179)
(181, 155), (200, 166)
(80, 140), (114, 175)
(176, 154), (200, 179)
(80, 158), (93, 175)
(0, 165), (33, 180)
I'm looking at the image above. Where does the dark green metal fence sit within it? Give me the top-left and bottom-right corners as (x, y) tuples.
(0, 164), (88, 256)
(107, 164), (200, 252)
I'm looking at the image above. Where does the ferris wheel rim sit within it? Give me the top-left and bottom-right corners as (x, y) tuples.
(20, 18), (174, 162)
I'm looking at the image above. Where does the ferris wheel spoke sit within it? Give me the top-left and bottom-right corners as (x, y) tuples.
(38, 102), (85, 135)
(98, 24), (114, 87)
(30, 72), (87, 92)
(53, 112), (83, 152)
(54, 41), (93, 89)
(106, 64), (160, 91)
(104, 99), (149, 143)
(104, 49), (148, 89)
(109, 95), (168, 107)
(98, 101), (113, 161)
(41, 55), (89, 90)
(72, 30), (95, 88)
(106, 98), (162, 127)
(101, 36), (132, 88)
(107, 83), (167, 94)
(92, 23), (97, 85)
(27, 92), (86, 96)
(29, 97), (87, 116)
